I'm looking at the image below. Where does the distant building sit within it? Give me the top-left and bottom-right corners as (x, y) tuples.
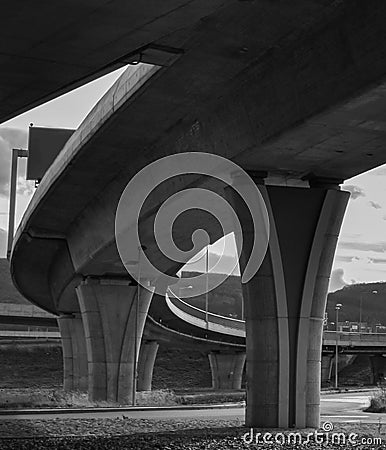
(327, 320), (373, 333)
(337, 321), (372, 333)
(0, 258), (29, 304)
(375, 324), (386, 334)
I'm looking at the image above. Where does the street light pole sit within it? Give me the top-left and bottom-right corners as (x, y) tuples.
(371, 290), (378, 333)
(359, 294), (362, 333)
(7, 148), (29, 259)
(335, 303), (342, 389)
(205, 246), (209, 329)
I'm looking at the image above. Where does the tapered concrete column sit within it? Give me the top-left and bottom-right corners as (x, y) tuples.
(137, 340), (159, 391)
(229, 178), (349, 428)
(76, 277), (154, 403)
(370, 355), (386, 385)
(208, 351), (246, 390)
(58, 314), (88, 391)
(321, 355), (333, 385)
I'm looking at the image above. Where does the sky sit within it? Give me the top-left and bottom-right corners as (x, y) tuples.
(0, 66), (127, 256)
(1, 66), (386, 292)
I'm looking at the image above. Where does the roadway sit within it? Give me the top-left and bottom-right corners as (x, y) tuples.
(164, 292), (386, 354)
(0, 391), (381, 424)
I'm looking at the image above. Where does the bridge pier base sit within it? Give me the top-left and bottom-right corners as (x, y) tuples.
(370, 355), (386, 385)
(208, 351), (246, 390)
(232, 180), (349, 428)
(76, 278), (154, 403)
(137, 340), (159, 391)
(58, 314), (88, 391)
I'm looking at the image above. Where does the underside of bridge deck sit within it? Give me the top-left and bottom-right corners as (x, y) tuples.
(8, 0), (386, 430)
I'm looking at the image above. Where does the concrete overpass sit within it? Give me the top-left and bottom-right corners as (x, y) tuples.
(166, 291), (386, 386)
(0, 303), (57, 328)
(6, 1), (386, 429)
(167, 292), (386, 354)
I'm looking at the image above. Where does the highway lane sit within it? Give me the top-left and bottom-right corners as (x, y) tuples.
(0, 405), (244, 421)
(321, 391), (383, 424)
(1, 391), (385, 424)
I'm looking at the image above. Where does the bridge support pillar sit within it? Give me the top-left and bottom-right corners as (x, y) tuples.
(321, 355), (333, 385)
(208, 351), (246, 390)
(58, 314), (88, 391)
(230, 179), (349, 428)
(76, 278), (154, 403)
(137, 340), (159, 391)
(370, 355), (386, 385)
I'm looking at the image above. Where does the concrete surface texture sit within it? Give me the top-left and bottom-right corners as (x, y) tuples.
(58, 314), (88, 392)
(0, 0), (228, 122)
(227, 180), (349, 427)
(208, 352), (246, 390)
(75, 278), (154, 403)
(137, 341), (159, 392)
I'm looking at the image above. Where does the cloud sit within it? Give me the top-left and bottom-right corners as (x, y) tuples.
(182, 251), (240, 275)
(0, 128), (28, 197)
(16, 177), (34, 196)
(369, 200), (382, 209)
(351, 255), (373, 265)
(334, 255), (355, 263)
(367, 257), (386, 265)
(338, 240), (386, 253)
(0, 227), (6, 258)
(370, 166), (386, 176)
(341, 233), (362, 239)
(343, 184), (365, 200)
(328, 268), (348, 292)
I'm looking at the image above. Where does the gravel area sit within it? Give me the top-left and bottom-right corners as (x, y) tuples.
(0, 417), (244, 438)
(0, 419), (385, 449)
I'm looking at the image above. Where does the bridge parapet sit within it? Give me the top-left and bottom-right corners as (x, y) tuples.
(166, 291), (245, 337)
(0, 330), (60, 338)
(323, 331), (386, 347)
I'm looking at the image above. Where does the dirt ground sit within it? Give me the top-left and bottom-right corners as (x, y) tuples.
(0, 342), (214, 390)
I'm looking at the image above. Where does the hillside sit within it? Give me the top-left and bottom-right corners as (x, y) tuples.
(176, 272), (243, 318)
(2, 258), (386, 324)
(0, 258), (29, 304)
(327, 282), (386, 327)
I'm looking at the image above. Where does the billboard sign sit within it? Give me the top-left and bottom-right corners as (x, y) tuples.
(26, 127), (74, 181)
